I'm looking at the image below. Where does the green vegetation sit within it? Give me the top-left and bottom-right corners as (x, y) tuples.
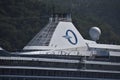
(0, 0), (120, 51)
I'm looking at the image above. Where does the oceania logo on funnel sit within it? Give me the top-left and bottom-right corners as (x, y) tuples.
(63, 29), (78, 45)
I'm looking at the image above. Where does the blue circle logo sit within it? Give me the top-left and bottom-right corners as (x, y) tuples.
(63, 29), (78, 45)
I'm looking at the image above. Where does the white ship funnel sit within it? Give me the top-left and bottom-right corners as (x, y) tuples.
(23, 14), (87, 50)
(49, 21), (86, 49)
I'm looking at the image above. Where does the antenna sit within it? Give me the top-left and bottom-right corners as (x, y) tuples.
(70, 0), (73, 14)
(51, 0), (55, 15)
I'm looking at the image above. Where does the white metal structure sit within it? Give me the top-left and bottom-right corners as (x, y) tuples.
(0, 14), (120, 80)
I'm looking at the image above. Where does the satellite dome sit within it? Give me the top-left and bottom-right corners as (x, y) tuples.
(0, 47), (3, 50)
(89, 27), (101, 41)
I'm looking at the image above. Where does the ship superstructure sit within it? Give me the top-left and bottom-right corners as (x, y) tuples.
(0, 14), (120, 80)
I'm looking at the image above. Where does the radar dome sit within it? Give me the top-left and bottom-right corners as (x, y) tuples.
(89, 27), (101, 41)
(0, 47), (3, 50)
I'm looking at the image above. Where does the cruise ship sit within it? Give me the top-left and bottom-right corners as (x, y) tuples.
(0, 13), (120, 80)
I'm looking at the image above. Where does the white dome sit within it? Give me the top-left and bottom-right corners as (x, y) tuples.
(0, 47), (3, 50)
(89, 27), (101, 41)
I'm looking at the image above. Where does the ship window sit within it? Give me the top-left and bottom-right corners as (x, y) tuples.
(0, 59), (79, 69)
(99, 65), (102, 67)
(90, 64), (94, 67)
